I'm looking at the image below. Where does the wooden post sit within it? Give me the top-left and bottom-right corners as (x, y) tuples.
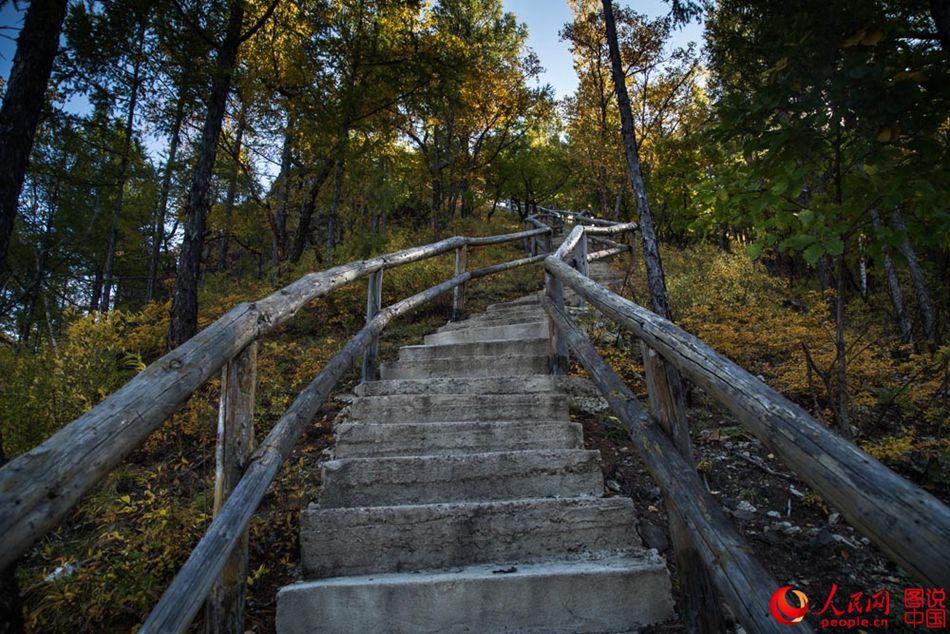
(544, 230), (553, 254)
(452, 245), (467, 321)
(206, 342), (257, 634)
(573, 231), (589, 308)
(642, 344), (726, 634)
(361, 269), (383, 382)
(545, 272), (569, 374)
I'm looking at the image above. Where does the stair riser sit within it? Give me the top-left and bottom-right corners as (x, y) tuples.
(424, 322), (549, 345)
(346, 395), (568, 423)
(399, 338), (548, 361)
(380, 355), (548, 379)
(301, 498), (641, 578)
(353, 376), (558, 397)
(318, 450), (603, 506)
(277, 557), (674, 634)
(438, 314), (550, 331)
(331, 422), (584, 458)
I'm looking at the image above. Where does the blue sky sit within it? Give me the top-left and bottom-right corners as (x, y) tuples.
(502, 0), (704, 99)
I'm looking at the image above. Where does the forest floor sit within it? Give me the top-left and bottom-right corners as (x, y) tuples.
(8, 220), (947, 633)
(578, 247), (948, 634)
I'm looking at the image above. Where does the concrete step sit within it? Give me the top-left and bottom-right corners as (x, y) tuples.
(353, 375), (558, 397)
(345, 393), (568, 424)
(380, 353), (548, 379)
(399, 337), (549, 361)
(483, 303), (547, 316)
(317, 449), (604, 507)
(486, 296), (541, 311)
(277, 554), (674, 634)
(301, 497), (643, 578)
(437, 313), (549, 331)
(331, 421), (584, 458)
(424, 322), (548, 345)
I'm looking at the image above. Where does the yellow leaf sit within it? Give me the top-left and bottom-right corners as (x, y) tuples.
(860, 30), (883, 46)
(842, 28), (867, 47)
(119, 495), (131, 504)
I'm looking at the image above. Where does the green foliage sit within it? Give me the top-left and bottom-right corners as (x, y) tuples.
(0, 304), (166, 456)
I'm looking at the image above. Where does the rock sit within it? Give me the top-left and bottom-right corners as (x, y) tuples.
(774, 521), (801, 536)
(810, 528), (836, 550)
(639, 522), (669, 552)
(828, 512), (841, 526)
(731, 500), (757, 520)
(766, 511), (781, 519)
(605, 479), (621, 493)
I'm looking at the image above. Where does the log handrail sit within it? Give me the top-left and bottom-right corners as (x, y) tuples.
(0, 225), (550, 573)
(142, 251), (547, 633)
(540, 215), (950, 631)
(543, 297), (789, 633)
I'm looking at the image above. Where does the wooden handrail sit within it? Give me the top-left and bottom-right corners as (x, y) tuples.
(0, 226), (550, 572)
(142, 251), (548, 633)
(545, 237), (950, 590)
(543, 298), (792, 633)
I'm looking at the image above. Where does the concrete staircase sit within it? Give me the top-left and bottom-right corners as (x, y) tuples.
(276, 259), (674, 633)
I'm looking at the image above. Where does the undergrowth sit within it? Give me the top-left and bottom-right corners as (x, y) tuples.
(1, 213), (541, 633)
(3, 230), (946, 632)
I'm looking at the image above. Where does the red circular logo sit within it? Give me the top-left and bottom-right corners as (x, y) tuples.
(770, 586), (810, 625)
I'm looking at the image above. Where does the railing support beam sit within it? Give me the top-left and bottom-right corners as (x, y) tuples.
(206, 341), (257, 634)
(361, 269), (383, 382)
(642, 345), (726, 633)
(545, 272), (569, 374)
(452, 245), (467, 320)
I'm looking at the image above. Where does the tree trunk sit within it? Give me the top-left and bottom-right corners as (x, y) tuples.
(602, 0), (672, 320)
(169, 0), (246, 348)
(326, 157), (344, 257)
(146, 91), (187, 303)
(101, 23), (146, 312)
(602, 3), (724, 631)
(0, 0), (69, 283)
(270, 113), (295, 280)
(834, 255), (851, 439)
(891, 207), (938, 348)
(931, 0), (950, 50)
(218, 101), (247, 273)
(289, 157), (334, 265)
(870, 209), (912, 344)
(0, 431), (24, 634)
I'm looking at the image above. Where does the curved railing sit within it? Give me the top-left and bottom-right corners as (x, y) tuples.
(536, 207), (950, 634)
(0, 224), (598, 632)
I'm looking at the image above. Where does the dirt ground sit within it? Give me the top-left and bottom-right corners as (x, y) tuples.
(573, 367), (934, 634)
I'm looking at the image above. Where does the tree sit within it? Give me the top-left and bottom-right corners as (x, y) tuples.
(0, 0), (70, 285)
(168, 0), (279, 348)
(603, 1), (725, 630)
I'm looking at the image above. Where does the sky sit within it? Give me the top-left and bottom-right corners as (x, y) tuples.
(1, 1), (704, 97)
(0, 0), (704, 171)
(502, 0), (705, 99)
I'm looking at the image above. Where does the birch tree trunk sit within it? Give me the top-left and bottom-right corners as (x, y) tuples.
(146, 91), (187, 303)
(218, 101), (248, 272)
(101, 23), (146, 312)
(870, 208), (912, 345)
(891, 207), (938, 347)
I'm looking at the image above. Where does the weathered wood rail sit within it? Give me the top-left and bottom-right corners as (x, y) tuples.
(537, 208), (950, 633)
(0, 225), (557, 633)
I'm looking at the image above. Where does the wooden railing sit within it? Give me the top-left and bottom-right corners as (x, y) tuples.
(538, 209), (950, 634)
(0, 225), (555, 632)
